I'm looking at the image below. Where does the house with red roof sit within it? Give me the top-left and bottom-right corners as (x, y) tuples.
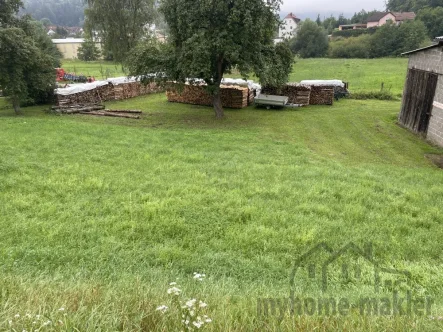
(279, 12), (301, 40)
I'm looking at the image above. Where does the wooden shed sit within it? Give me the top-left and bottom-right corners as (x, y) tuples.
(399, 41), (443, 146)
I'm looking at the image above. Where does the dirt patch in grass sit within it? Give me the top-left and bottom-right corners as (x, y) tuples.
(425, 154), (443, 168)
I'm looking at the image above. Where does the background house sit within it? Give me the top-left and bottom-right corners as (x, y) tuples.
(278, 12), (301, 40)
(367, 12), (416, 28)
(399, 41), (443, 147)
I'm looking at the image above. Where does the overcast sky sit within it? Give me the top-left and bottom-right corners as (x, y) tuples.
(280, 0), (386, 19)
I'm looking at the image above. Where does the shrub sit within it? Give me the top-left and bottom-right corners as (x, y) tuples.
(328, 34), (372, 58)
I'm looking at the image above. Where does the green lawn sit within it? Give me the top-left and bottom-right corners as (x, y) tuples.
(1, 93), (443, 331)
(62, 57), (409, 95)
(61, 59), (127, 79)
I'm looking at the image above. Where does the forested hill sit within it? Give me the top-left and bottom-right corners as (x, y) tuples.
(21, 0), (85, 26)
(386, 0), (443, 11)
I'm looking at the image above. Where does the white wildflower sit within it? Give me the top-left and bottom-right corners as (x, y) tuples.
(43, 320), (51, 326)
(192, 320), (203, 328)
(14, 314), (20, 318)
(156, 305), (168, 314)
(169, 282), (177, 286)
(203, 315), (212, 323)
(36, 315), (41, 320)
(199, 301), (207, 308)
(59, 307), (65, 311)
(8, 320), (12, 325)
(185, 299), (197, 308)
(167, 286), (181, 296)
(193, 272), (206, 281)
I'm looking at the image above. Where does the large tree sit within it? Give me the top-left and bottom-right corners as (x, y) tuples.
(290, 19), (329, 58)
(84, 0), (156, 62)
(127, 0), (289, 118)
(0, 1), (60, 114)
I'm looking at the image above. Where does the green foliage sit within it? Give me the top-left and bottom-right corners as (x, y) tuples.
(417, 7), (443, 39)
(290, 19), (329, 58)
(328, 35), (372, 58)
(331, 27), (376, 38)
(349, 90), (397, 100)
(77, 39), (101, 61)
(370, 20), (428, 57)
(0, 3), (60, 113)
(387, 0), (443, 12)
(84, 0), (156, 63)
(127, 0), (284, 118)
(328, 21), (428, 59)
(350, 9), (379, 24)
(255, 42), (294, 88)
(0, 0), (23, 27)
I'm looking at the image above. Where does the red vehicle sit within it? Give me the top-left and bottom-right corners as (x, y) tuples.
(55, 68), (65, 82)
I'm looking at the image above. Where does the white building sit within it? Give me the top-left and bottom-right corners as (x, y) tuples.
(279, 12), (301, 39)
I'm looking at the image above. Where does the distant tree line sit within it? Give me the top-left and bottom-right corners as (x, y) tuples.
(21, 0), (85, 27)
(291, 0), (442, 59)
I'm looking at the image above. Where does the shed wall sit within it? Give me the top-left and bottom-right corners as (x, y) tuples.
(407, 46), (443, 146)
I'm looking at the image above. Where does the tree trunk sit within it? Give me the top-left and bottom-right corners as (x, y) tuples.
(212, 91), (224, 119)
(12, 98), (22, 115)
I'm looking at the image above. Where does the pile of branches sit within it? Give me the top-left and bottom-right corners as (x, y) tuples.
(52, 104), (142, 119)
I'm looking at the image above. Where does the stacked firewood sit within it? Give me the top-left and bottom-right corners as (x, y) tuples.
(166, 83), (249, 109)
(51, 104), (142, 119)
(261, 84), (312, 106)
(309, 86), (334, 105)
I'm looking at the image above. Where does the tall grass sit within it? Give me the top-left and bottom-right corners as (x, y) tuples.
(1, 95), (443, 330)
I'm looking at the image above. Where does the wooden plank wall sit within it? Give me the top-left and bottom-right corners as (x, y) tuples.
(399, 69), (438, 134)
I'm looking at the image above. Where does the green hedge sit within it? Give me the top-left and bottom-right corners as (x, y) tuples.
(331, 28), (377, 38)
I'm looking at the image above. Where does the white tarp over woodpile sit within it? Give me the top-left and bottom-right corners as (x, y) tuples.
(55, 81), (109, 96)
(55, 77), (140, 96)
(300, 80), (345, 87)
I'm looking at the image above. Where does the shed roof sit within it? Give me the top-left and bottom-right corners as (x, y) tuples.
(401, 41), (443, 55)
(392, 12), (416, 21)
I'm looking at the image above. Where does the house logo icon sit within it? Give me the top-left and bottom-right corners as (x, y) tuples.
(290, 242), (412, 295)
(257, 242), (435, 318)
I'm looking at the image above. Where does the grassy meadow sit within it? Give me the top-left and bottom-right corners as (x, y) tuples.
(1, 87), (443, 331)
(1, 56), (443, 330)
(62, 57), (409, 96)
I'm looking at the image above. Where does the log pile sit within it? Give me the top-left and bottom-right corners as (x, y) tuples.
(56, 81), (163, 106)
(52, 104), (142, 119)
(309, 86), (334, 105)
(261, 84), (312, 106)
(166, 83), (249, 109)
